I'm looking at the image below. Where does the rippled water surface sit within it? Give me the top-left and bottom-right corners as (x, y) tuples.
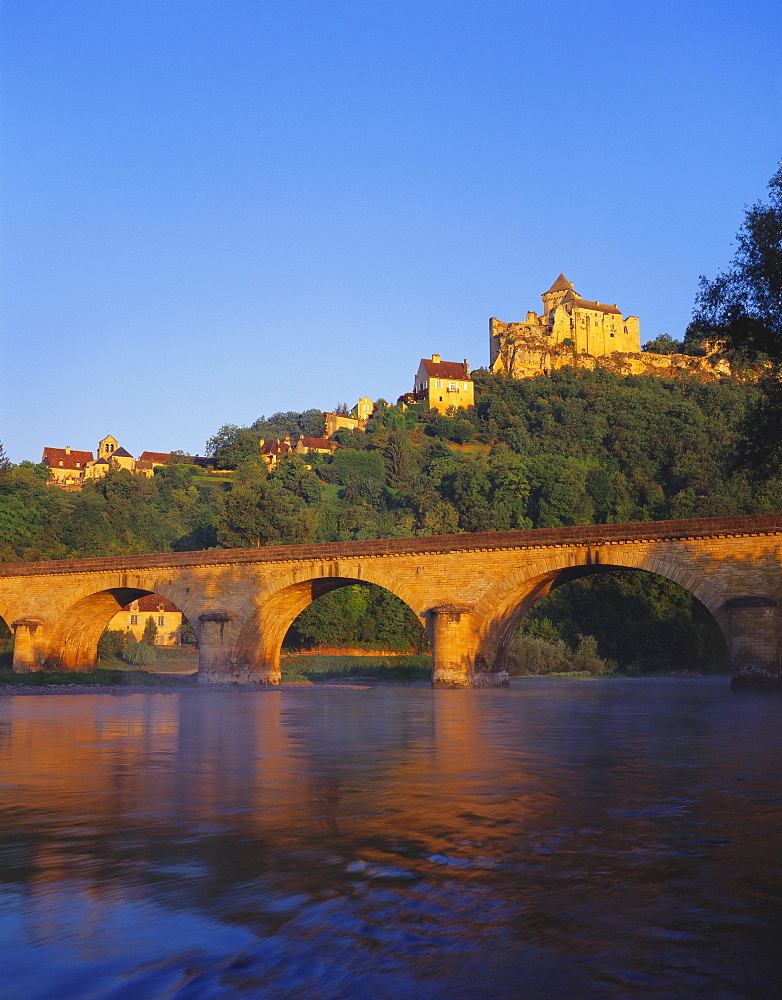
(1, 678), (780, 999)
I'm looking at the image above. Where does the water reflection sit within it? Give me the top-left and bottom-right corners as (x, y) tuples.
(1, 681), (780, 999)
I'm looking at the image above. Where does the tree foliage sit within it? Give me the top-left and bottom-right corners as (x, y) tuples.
(687, 164), (782, 470)
(142, 616), (159, 645)
(285, 583), (428, 653)
(689, 164), (781, 363)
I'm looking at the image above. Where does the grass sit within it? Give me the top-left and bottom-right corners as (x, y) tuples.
(97, 655), (198, 674)
(518, 670), (596, 679)
(0, 668), (193, 687)
(281, 653), (432, 683)
(0, 653), (431, 687)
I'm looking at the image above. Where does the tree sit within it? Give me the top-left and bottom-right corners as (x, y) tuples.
(142, 616), (159, 645)
(383, 431), (416, 489)
(689, 163), (781, 362)
(97, 629), (127, 661)
(251, 409), (326, 440)
(689, 165), (782, 469)
(270, 455), (322, 504)
(216, 479), (317, 548)
(642, 333), (683, 355)
(0, 442), (9, 477)
(329, 448), (386, 486)
(206, 425), (262, 469)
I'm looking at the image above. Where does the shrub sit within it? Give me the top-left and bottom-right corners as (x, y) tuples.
(505, 632), (614, 676)
(97, 629), (127, 661)
(572, 635), (615, 675)
(123, 640), (157, 665)
(505, 635), (572, 675)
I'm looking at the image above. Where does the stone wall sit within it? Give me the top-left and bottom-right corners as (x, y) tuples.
(490, 327), (733, 381)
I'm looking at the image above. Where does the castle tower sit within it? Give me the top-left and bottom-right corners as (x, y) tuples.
(540, 273), (576, 318)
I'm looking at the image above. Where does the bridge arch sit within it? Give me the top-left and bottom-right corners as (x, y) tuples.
(218, 564), (428, 684)
(474, 550), (728, 676)
(42, 576), (200, 671)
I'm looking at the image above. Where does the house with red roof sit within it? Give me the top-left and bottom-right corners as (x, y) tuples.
(107, 594), (184, 645)
(295, 436), (337, 457)
(259, 436), (297, 469)
(136, 451), (172, 477)
(410, 354), (474, 413)
(40, 446), (94, 486)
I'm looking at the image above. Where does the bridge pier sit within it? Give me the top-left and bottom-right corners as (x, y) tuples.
(11, 617), (44, 673)
(429, 605), (507, 688)
(197, 612), (237, 683)
(198, 611), (280, 684)
(725, 597), (781, 671)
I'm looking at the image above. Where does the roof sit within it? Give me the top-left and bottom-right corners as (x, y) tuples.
(571, 297), (622, 315)
(138, 451), (171, 464)
(419, 359), (472, 381)
(126, 594), (181, 613)
(41, 447), (93, 470)
(298, 436), (336, 451)
(113, 447), (134, 459)
(260, 438), (295, 456)
(544, 273), (574, 294)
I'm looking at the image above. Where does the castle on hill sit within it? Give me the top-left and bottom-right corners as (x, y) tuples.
(491, 273), (640, 368)
(489, 274), (729, 381)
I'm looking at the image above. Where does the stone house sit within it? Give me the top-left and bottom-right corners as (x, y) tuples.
(323, 396), (375, 438)
(410, 355), (474, 413)
(108, 594), (183, 645)
(135, 451), (173, 478)
(40, 446), (94, 486)
(295, 436), (338, 457)
(259, 436), (297, 469)
(259, 435), (338, 469)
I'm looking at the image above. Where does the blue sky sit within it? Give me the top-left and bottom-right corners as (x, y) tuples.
(1, 0), (780, 464)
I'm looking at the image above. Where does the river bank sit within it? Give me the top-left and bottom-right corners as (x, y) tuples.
(0, 667), (738, 697)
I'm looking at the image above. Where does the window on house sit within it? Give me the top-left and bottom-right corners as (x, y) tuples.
(448, 382), (458, 391)
(157, 615), (165, 626)
(435, 380), (442, 388)
(130, 615), (138, 625)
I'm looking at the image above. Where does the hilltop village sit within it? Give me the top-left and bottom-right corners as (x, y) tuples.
(39, 274), (732, 488)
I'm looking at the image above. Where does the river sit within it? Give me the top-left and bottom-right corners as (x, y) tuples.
(1, 678), (779, 999)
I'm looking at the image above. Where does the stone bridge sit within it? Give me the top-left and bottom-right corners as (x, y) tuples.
(1, 514), (780, 686)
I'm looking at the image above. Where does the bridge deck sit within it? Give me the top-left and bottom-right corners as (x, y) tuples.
(1, 513), (780, 577)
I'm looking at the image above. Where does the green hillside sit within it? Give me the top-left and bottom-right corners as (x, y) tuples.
(1, 368), (779, 673)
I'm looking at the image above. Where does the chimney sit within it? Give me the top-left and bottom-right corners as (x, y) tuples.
(463, 359), (470, 375)
(65, 446), (71, 455)
(432, 353), (441, 364)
